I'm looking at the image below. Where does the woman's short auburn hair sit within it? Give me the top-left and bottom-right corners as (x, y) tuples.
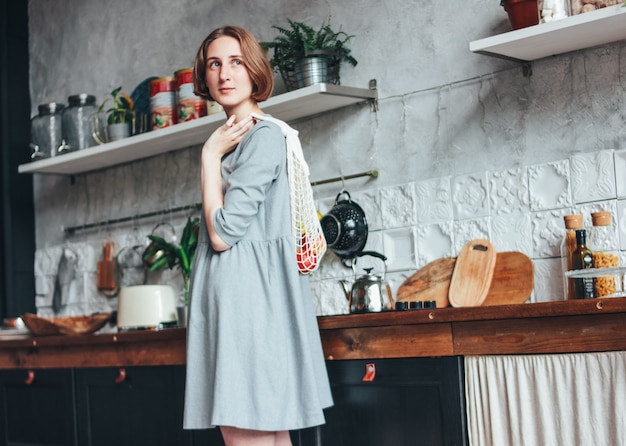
(193, 26), (274, 102)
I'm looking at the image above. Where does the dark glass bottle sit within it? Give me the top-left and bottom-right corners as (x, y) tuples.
(572, 229), (595, 299)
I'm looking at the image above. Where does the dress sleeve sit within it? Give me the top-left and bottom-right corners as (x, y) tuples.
(213, 122), (285, 246)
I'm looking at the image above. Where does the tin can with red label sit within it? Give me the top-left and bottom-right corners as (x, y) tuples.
(150, 77), (177, 129)
(175, 68), (207, 122)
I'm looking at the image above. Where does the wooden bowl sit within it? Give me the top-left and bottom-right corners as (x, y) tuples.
(20, 313), (112, 336)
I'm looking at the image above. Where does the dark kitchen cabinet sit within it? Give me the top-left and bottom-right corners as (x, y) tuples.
(0, 369), (77, 446)
(75, 366), (191, 446)
(0, 0), (36, 321)
(74, 366), (225, 446)
(1, 358), (467, 446)
(299, 357), (468, 446)
(0, 366), (223, 446)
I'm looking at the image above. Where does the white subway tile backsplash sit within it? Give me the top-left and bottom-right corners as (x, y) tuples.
(570, 150), (616, 203)
(489, 167), (530, 215)
(314, 279), (349, 316)
(613, 149), (626, 198)
(414, 177), (453, 224)
(532, 258), (565, 303)
(616, 199), (626, 250)
(531, 208), (570, 259)
(382, 227), (417, 272)
(451, 172), (489, 220)
(528, 160), (572, 211)
(490, 213), (533, 255)
(415, 221), (454, 265)
(380, 183), (417, 228)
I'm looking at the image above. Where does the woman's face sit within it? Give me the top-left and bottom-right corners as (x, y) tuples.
(205, 36), (254, 112)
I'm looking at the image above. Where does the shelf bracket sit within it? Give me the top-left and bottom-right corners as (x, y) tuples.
(368, 79), (379, 112)
(521, 62), (532, 78)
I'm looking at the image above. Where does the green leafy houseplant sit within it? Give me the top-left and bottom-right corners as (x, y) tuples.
(98, 86), (134, 125)
(143, 217), (200, 305)
(261, 19), (357, 90)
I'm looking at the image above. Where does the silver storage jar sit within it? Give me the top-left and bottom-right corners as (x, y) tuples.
(62, 93), (98, 151)
(30, 102), (65, 159)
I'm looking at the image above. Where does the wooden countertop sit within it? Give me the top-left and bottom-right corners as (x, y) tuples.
(318, 297), (626, 360)
(1, 298), (625, 370)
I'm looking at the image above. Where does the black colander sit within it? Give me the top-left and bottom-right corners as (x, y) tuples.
(321, 191), (368, 260)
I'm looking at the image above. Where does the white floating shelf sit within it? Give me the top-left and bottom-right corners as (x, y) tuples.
(470, 4), (626, 62)
(19, 83), (377, 175)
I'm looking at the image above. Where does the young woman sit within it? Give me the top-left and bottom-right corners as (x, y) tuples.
(183, 26), (333, 446)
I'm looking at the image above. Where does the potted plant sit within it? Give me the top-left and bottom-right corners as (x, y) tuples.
(92, 86), (135, 143)
(142, 216), (200, 310)
(261, 19), (358, 91)
(500, 0), (540, 29)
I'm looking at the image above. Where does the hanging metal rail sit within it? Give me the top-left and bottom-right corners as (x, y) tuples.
(63, 170), (378, 235)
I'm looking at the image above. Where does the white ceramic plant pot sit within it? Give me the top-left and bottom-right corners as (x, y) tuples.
(107, 122), (130, 142)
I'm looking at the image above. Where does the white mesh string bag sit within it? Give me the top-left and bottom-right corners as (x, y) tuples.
(251, 113), (327, 274)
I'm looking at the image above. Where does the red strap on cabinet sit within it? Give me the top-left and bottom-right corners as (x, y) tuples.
(114, 367), (127, 384)
(362, 363), (376, 382)
(24, 370), (35, 385)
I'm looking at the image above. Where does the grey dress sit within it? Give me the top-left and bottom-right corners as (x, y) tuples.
(183, 119), (333, 431)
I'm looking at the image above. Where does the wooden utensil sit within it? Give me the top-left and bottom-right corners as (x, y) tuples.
(396, 257), (456, 308)
(449, 239), (496, 307)
(482, 251), (534, 306)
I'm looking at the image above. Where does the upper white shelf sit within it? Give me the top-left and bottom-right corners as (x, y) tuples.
(19, 83), (377, 175)
(470, 4), (626, 62)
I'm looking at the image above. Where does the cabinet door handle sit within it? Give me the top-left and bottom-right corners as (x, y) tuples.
(114, 367), (127, 384)
(24, 370), (35, 385)
(362, 363), (376, 382)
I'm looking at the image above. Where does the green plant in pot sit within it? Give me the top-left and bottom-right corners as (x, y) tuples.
(142, 217), (200, 306)
(261, 19), (358, 91)
(93, 86), (135, 143)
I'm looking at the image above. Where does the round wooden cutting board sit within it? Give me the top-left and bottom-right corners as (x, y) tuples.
(396, 257), (456, 308)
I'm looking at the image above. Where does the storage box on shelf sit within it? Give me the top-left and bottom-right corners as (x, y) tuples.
(470, 4), (626, 62)
(19, 83), (377, 176)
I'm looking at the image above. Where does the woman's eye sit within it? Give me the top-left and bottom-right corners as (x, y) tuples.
(233, 59), (242, 66)
(209, 61), (220, 69)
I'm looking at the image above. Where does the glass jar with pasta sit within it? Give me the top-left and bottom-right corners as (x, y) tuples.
(588, 211), (620, 297)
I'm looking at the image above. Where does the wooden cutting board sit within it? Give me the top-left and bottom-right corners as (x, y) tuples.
(449, 239), (496, 307)
(481, 251), (534, 306)
(396, 257), (456, 308)
(397, 250), (534, 307)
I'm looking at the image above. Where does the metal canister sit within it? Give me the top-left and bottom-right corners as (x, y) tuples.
(62, 93), (98, 151)
(150, 77), (177, 129)
(175, 68), (207, 122)
(30, 102), (65, 159)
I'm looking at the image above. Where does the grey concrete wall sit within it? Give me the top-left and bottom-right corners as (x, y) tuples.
(26, 0), (626, 315)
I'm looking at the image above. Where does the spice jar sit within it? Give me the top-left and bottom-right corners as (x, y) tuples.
(175, 68), (207, 122)
(570, 0), (620, 15)
(30, 102), (65, 159)
(561, 214), (583, 300)
(589, 211), (620, 297)
(150, 77), (177, 129)
(62, 94), (98, 151)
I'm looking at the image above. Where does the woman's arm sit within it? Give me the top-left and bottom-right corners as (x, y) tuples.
(201, 114), (254, 252)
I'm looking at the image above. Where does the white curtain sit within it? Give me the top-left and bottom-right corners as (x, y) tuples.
(465, 351), (626, 446)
